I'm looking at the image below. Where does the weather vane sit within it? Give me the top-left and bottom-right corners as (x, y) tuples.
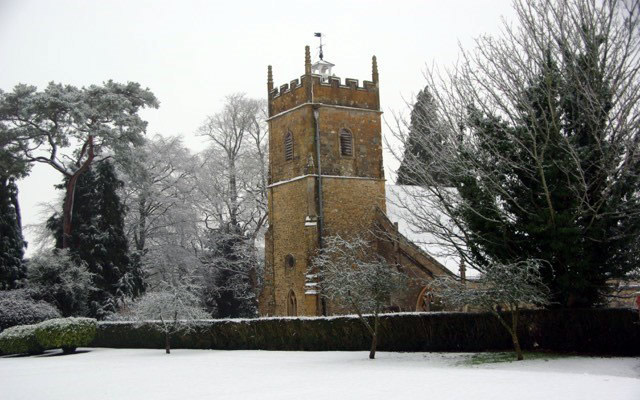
(314, 32), (324, 60)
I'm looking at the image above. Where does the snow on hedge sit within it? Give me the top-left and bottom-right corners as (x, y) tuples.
(0, 323), (42, 355)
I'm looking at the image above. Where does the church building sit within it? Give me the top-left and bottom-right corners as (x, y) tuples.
(259, 46), (454, 317)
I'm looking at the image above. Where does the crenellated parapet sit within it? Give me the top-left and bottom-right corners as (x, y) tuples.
(267, 47), (380, 117)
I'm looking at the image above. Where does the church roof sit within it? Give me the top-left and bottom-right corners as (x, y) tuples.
(385, 184), (468, 276)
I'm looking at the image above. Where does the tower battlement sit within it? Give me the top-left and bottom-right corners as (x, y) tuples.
(267, 46), (380, 116)
(260, 45), (385, 318)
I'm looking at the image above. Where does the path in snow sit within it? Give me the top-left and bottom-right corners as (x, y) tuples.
(1, 349), (639, 400)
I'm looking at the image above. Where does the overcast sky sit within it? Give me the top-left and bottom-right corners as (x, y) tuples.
(0, 0), (516, 253)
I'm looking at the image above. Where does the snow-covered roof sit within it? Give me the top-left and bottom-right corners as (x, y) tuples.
(385, 184), (463, 275)
(312, 59), (335, 67)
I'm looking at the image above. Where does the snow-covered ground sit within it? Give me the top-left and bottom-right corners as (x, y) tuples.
(1, 349), (638, 399)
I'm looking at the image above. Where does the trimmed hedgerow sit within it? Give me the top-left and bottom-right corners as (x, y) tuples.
(0, 291), (61, 332)
(0, 324), (43, 355)
(35, 317), (97, 354)
(92, 308), (640, 356)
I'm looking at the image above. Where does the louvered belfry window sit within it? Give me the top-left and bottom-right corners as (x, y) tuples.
(284, 131), (293, 161)
(340, 129), (353, 156)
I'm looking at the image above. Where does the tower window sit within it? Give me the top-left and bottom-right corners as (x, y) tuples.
(285, 254), (296, 269)
(340, 129), (353, 156)
(284, 132), (294, 161)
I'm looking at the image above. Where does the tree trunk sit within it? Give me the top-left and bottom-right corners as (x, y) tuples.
(135, 195), (147, 251)
(61, 136), (95, 249)
(228, 155), (239, 230)
(369, 313), (379, 359)
(511, 309), (523, 361)
(165, 332), (171, 354)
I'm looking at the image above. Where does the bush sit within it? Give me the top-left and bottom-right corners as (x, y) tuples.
(34, 317), (97, 353)
(0, 324), (43, 355)
(27, 250), (95, 317)
(0, 290), (61, 332)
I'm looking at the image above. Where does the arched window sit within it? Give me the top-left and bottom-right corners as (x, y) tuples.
(285, 254), (296, 269)
(284, 131), (294, 161)
(339, 129), (353, 156)
(287, 290), (298, 316)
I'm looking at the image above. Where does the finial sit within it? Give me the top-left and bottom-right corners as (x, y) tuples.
(314, 32), (324, 60)
(305, 45), (311, 75)
(372, 55), (379, 84)
(267, 65), (273, 92)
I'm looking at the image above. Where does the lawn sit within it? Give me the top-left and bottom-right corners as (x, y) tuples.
(1, 348), (638, 399)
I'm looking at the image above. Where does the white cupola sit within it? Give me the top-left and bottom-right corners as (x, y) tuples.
(311, 59), (335, 83)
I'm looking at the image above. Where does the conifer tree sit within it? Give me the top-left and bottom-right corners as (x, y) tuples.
(201, 227), (257, 318)
(48, 161), (144, 317)
(0, 132), (28, 290)
(0, 176), (26, 289)
(392, 0), (640, 307)
(396, 86), (448, 186)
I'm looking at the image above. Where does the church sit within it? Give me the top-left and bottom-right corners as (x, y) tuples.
(258, 46), (455, 317)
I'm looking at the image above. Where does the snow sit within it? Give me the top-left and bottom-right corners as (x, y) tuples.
(1, 348), (638, 400)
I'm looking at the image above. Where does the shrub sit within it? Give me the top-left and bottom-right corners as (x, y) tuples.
(35, 317), (97, 354)
(27, 250), (95, 317)
(0, 290), (61, 332)
(0, 324), (43, 355)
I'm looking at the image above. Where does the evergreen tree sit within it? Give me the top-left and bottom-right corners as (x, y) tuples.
(48, 161), (144, 317)
(0, 176), (26, 289)
(201, 227), (257, 318)
(0, 127), (29, 290)
(397, 86), (448, 185)
(393, 1), (640, 308)
(455, 37), (639, 307)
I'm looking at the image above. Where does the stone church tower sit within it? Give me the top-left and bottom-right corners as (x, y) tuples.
(259, 46), (452, 317)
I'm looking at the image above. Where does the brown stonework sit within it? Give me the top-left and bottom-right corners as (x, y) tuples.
(259, 47), (454, 317)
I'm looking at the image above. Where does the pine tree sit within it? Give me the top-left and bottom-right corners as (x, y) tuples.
(48, 161), (144, 317)
(397, 86), (448, 185)
(0, 176), (26, 289)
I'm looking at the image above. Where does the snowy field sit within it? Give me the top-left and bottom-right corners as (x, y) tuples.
(1, 348), (639, 400)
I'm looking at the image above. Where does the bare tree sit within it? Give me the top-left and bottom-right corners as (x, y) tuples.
(312, 234), (407, 359)
(195, 93), (268, 317)
(118, 135), (202, 290)
(129, 280), (209, 354)
(390, 0), (640, 307)
(196, 93), (268, 240)
(432, 260), (550, 361)
(120, 135), (199, 254)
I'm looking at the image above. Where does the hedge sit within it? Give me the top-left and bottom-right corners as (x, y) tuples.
(92, 308), (640, 356)
(35, 318), (97, 353)
(0, 317), (97, 356)
(0, 324), (43, 355)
